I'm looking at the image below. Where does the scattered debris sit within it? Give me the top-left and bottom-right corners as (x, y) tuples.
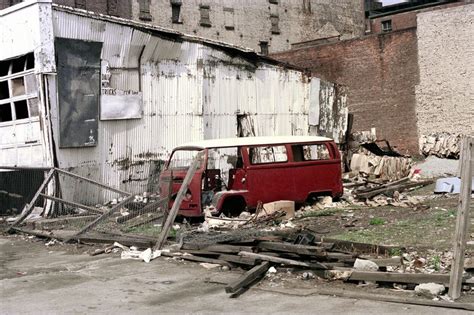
(353, 258), (379, 271)
(420, 133), (461, 159)
(114, 242), (163, 263)
(434, 177), (474, 194)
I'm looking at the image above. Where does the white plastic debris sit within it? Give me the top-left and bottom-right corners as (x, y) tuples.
(114, 242), (162, 263)
(414, 283), (445, 297)
(267, 266), (277, 274)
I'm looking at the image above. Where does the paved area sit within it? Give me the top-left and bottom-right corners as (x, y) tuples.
(0, 236), (471, 315)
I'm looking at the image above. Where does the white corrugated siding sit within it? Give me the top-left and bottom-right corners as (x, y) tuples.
(50, 10), (343, 194)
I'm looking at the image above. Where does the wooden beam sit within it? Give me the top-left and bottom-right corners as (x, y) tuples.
(181, 243), (254, 253)
(239, 251), (328, 269)
(6, 169), (55, 233)
(161, 251), (231, 267)
(218, 254), (257, 266)
(155, 152), (204, 250)
(449, 136), (473, 300)
(225, 261), (271, 294)
(348, 270), (465, 286)
(355, 180), (433, 199)
(257, 241), (326, 257)
(54, 167), (132, 196)
(39, 193), (104, 214)
(63, 194), (136, 243)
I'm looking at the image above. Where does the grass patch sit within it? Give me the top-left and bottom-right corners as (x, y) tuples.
(124, 225), (162, 237)
(369, 217), (385, 226)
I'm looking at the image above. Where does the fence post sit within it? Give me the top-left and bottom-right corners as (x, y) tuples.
(448, 136), (473, 299)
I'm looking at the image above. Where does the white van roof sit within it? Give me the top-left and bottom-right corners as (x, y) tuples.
(175, 136), (333, 150)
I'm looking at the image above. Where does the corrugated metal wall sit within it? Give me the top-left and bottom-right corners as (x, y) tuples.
(49, 9), (346, 196)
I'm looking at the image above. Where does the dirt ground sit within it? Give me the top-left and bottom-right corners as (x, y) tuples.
(1, 235), (473, 315)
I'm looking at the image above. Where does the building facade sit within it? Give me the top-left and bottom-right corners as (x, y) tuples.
(0, 0), (366, 54)
(274, 1), (474, 155)
(0, 0), (348, 203)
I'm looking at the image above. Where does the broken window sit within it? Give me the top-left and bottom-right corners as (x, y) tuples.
(249, 145), (288, 164)
(0, 53), (38, 123)
(382, 20), (392, 32)
(139, 0), (152, 21)
(292, 144), (331, 162)
(224, 7), (234, 30)
(270, 14), (280, 34)
(200, 5), (211, 27)
(259, 41), (269, 55)
(171, 1), (182, 23)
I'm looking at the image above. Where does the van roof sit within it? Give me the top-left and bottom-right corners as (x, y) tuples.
(175, 136), (333, 150)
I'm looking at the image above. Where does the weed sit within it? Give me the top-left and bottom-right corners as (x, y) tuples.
(388, 247), (402, 257)
(430, 255), (441, 271)
(369, 217), (385, 226)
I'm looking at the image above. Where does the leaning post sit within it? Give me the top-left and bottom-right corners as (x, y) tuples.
(448, 136), (473, 299)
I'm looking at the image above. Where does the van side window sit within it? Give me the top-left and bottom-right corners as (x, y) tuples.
(292, 144), (331, 161)
(249, 145), (287, 164)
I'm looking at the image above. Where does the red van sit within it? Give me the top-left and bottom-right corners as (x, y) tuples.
(159, 136), (343, 217)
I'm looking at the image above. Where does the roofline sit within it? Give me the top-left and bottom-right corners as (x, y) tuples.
(174, 136), (334, 150)
(51, 4), (307, 73)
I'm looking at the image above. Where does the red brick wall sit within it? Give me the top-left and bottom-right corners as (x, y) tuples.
(272, 28), (420, 155)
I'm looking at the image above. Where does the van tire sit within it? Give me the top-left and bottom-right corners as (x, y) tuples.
(221, 196), (246, 217)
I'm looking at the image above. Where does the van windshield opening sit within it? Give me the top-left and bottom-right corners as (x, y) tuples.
(167, 149), (202, 169)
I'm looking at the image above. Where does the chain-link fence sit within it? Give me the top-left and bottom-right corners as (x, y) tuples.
(2, 166), (173, 246)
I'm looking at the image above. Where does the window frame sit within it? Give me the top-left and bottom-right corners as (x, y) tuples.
(381, 20), (392, 32)
(0, 53), (39, 126)
(199, 4), (212, 27)
(291, 143), (332, 162)
(247, 145), (288, 165)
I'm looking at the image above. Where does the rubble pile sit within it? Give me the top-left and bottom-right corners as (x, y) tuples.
(420, 133), (461, 159)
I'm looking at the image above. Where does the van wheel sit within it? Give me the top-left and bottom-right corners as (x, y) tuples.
(221, 196), (246, 217)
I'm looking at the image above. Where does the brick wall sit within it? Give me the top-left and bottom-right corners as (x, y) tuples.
(130, 0), (366, 54)
(415, 4), (474, 137)
(272, 29), (420, 155)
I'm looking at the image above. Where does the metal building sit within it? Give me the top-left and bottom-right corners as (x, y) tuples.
(0, 0), (347, 199)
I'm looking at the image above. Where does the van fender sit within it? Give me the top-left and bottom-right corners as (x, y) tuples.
(212, 190), (248, 211)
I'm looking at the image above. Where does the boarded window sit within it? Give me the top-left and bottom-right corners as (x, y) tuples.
(171, 2), (182, 23)
(0, 53), (38, 123)
(139, 0), (152, 21)
(249, 145), (288, 164)
(200, 5), (211, 27)
(292, 144), (331, 162)
(259, 41), (269, 55)
(224, 7), (234, 30)
(270, 14), (280, 34)
(55, 38), (102, 148)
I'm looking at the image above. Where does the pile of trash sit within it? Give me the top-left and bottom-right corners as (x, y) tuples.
(420, 133), (461, 159)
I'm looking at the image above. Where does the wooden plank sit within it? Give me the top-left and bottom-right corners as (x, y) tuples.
(355, 177), (410, 194)
(257, 241), (326, 257)
(55, 167), (132, 196)
(312, 236), (398, 255)
(218, 254), (257, 266)
(63, 194), (136, 243)
(355, 180), (433, 199)
(161, 251), (231, 267)
(369, 257), (404, 267)
(349, 270), (461, 286)
(180, 244), (254, 253)
(225, 261), (271, 294)
(239, 251), (328, 269)
(34, 215), (99, 228)
(40, 194), (104, 214)
(449, 136), (473, 300)
(6, 169), (55, 233)
(155, 152), (204, 250)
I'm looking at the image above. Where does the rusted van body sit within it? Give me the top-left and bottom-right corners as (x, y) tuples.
(159, 136), (343, 217)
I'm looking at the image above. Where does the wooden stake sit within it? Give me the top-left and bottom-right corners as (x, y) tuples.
(449, 136), (473, 300)
(225, 261), (271, 294)
(155, 151), (204, 250)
